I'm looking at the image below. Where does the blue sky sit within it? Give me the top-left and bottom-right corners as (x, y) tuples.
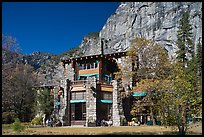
(2, 2), (120, 55)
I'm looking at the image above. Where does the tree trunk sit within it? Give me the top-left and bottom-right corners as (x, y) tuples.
(150, 106), (156, 125)
(178, 106), (186, 135)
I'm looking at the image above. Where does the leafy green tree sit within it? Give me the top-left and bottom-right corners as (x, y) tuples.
(125, 37), (171, 125)
(35, 88), (54, 118)
(159, 62), (201, 135)
(154, 11), (201, 135)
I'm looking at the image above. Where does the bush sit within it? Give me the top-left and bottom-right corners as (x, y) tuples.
(120, 117), (128, 126)
(31, 117), (43, 125)
(2, 111), (17, 124)
(131, 117), (138, 123)
(10, 118), (25, 134)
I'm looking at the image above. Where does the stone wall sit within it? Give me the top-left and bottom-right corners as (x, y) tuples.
(112, 79), (125, 126)
(64, 63), (75, 81)
(85, 77), (97, 126)
(53, 62), (75, 126)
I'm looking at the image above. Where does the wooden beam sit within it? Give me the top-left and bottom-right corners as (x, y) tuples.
(98, 59), (102, 83)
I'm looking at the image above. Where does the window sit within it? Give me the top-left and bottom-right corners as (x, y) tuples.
(80, 76), (87, 80)
(71, 92), (86, 100)
(102, 92), (112, 100)
(87, 63), (90, 69)
(79, 61), (98, 70)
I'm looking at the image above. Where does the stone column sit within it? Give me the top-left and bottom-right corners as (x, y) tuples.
(112, 79), (125, 126)
(66, 79), (71, 126)
(59, 79), (72, 126)
(85, 77), (97, 127)
(112, 80), (120, 126)
(53, 86), (59, 112)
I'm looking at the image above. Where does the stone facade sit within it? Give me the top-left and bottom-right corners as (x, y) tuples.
(85, 77), (97, 126)
(112, 79), (125, 126)
(64, 63), (75, 81)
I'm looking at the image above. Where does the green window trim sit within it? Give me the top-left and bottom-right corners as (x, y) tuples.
(70, 100), (86, 103)
(78, 74), (99, 80)
(132, 92), (147, 97)
(97, 99), (112, 103)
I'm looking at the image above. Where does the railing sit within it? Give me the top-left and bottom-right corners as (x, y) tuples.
(97, 80), (112, 86)
(71, 80), (113, 87)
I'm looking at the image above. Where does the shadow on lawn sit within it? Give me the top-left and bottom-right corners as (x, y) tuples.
(100, 131), (201, 135)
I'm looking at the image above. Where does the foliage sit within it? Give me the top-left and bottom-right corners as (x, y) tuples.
(158, 62), (201, 134)
(85, 32), (99, 38)
(2, 34), (21, 64)
(2, 63), (38, 122)
(125, 37), (171, 81)
(2, 111), (17, 124)
(195, 41), (202, 78)
(126, 37), (171, 125)
(155, 11), (201, 134)
(126, 16), (201, 134)
(31, 117), (43, 125)
(176, 11), (193, 66)
(62, 46), (81, 57)
(130, 97), (148, 116)
(170, 11), (201, 135)
(10, 118), (25, 134)
(35, 88), (54, 117)
(120, 117), (127, 126)
(131, 117), (138, 123)
(2, 34), (39, 122)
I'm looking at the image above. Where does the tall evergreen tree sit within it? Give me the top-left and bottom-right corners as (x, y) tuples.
(173, 11), (202, 135)
(196, 41), (202, 78)
(176, 11), (193, 67)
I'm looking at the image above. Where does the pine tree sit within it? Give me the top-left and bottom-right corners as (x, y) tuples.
(173, 11), (202, 135)
(176, 11), (193, 66)
(196, 41), (202, 77)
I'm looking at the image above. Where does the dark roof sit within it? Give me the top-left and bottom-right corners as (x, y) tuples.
(61, 52), (127, 63)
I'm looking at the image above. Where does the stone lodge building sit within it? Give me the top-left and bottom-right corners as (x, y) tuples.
(49, 50), (150, 127)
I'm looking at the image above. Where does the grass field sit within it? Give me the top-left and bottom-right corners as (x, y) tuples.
(2, 123), (202, 135)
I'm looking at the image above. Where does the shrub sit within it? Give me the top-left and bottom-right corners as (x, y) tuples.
(10, 118), (25, 134)
(131, 117), (138, 123)
(2, 111), (17, 124)
(31, 117), (43, 125)
(120, 117), (127, 126)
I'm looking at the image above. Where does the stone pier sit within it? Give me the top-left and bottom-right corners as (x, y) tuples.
(112, 79), (125, 126)
(85, 77), (97, 127)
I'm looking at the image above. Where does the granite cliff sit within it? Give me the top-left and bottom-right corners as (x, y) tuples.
(99, 2), (202, 60)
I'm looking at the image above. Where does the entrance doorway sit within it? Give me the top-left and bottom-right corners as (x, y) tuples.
(71, 102), (86, 125)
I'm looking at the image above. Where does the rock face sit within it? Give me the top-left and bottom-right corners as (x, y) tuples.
(12, 52), (55, 70)
(61, 32), (101, 61)
(79, 32), (101, 56)
(100, 2), (202, 60)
